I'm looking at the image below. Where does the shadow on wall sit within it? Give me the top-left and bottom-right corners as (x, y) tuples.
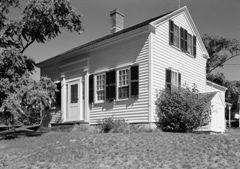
(90, 98), (137, 111)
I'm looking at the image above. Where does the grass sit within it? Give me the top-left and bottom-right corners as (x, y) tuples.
(1, 129), (240, 169)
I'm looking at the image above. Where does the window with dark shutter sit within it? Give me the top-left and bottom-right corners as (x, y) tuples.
(130, 65), (139, 97)
(169, 20), (174, 45)
(166, 69), (171, 92)
(89, 74), (94, 104)
(106, 70), (116, 101)
(193, 36), (196, 57)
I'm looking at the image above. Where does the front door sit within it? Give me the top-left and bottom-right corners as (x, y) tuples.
(67, 79), (81, 121)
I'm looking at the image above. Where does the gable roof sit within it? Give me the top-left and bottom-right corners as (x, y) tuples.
(37, 6), (208, 67)
(37, 11), (172, 67)
(149, 6), (209, 57)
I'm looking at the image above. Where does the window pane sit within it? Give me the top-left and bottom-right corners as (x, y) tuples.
(119, 86), (129, 99)
(71, 84), (78, 103)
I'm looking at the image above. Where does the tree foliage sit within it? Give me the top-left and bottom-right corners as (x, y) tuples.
(202, 34), (240, 74)
(0, 0), (83, 126)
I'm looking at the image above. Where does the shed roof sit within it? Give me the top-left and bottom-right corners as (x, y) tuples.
(199, 92), (218, 103)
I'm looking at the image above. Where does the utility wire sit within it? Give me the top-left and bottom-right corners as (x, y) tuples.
(224, 64), (240, 65)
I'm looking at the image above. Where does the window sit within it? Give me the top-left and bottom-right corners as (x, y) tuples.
(95, 74), (105, 103)
(166, 69), (181, 92)
(118, 68), (129, 100)
(173, 25), (179, 47)
(71, 84), (78, 103)
(88, 65), (139, 104)
(171, 71), (179, 87)
(187, 33), (193, 54)
(170, 20), (197, 57)
(169, 20), (179, 48)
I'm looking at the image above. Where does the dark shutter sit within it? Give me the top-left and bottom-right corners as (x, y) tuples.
(184, 29), (188, 51)
(166, 69), (171, 92)
(56, 82), (61, 106)
(169, 20), (174, 45)
(180, 27), (184, 51)
(131, 65), (139, 97)
(106, 70), (116, 101)
(193, 36), (196, 57)
(89, 74), (94, 104)
(178, 73), (181, 90)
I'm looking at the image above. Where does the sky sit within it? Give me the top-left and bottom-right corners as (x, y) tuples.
(23, 0), (240, 81)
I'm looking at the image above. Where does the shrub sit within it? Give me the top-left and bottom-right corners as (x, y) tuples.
(155, 85), (211, 132)
(98, 117), (129, 133)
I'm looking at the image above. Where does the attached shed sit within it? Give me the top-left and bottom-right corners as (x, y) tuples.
(201, 81), (227, 133)
(197, 92), (226, 133)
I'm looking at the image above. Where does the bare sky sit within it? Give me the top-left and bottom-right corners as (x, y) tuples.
(24, 0), (240, 80)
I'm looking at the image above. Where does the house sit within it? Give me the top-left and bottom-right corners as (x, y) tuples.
(37, 6), (226, 132)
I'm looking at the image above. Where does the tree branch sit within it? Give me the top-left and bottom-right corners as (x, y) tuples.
(21, 38), (35, 53)
(208, 53), (240, 73)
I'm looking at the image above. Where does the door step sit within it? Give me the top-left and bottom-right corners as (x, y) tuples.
(50, 121), (89, 132)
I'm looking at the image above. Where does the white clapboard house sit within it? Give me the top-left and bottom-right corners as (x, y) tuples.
(37, 6), (227, 132)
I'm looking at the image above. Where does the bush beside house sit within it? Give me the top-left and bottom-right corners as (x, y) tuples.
(155, 86), (211, 132)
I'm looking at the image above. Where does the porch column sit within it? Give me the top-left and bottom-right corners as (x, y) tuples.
(61, 74), (67, 122)
(84, 71), (89, 122)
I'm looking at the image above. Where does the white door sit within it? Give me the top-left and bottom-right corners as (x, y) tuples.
(67, 79), (82, 121)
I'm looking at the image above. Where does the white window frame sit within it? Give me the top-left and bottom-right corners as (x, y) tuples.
(117, 67), (130, 100)
(187, 33), (193, 55)
(94, 73), (106, 103)
(171, 70), (179, 88)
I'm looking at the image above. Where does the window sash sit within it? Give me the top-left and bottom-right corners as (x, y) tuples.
(96, 74), (105, 91)
(173, 25), (179, 48)
(171, 71), (179, 87)
(187, 33), (193, 54)
(95, 74), (105, 102)
(118, 68), (130, 99)
(119, 69), (129, 87)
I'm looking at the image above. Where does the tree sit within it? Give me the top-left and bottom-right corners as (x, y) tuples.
(202, 34), (240, 74)
(0, 0), (83, 126)
(207, 72), (226, 86)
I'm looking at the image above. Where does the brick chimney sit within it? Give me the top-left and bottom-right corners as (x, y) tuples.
(110, 9), (125, 33)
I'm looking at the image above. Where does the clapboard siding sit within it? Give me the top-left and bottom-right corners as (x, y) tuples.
(150, 12), (207, 122)
(89, 33), (150, 124)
